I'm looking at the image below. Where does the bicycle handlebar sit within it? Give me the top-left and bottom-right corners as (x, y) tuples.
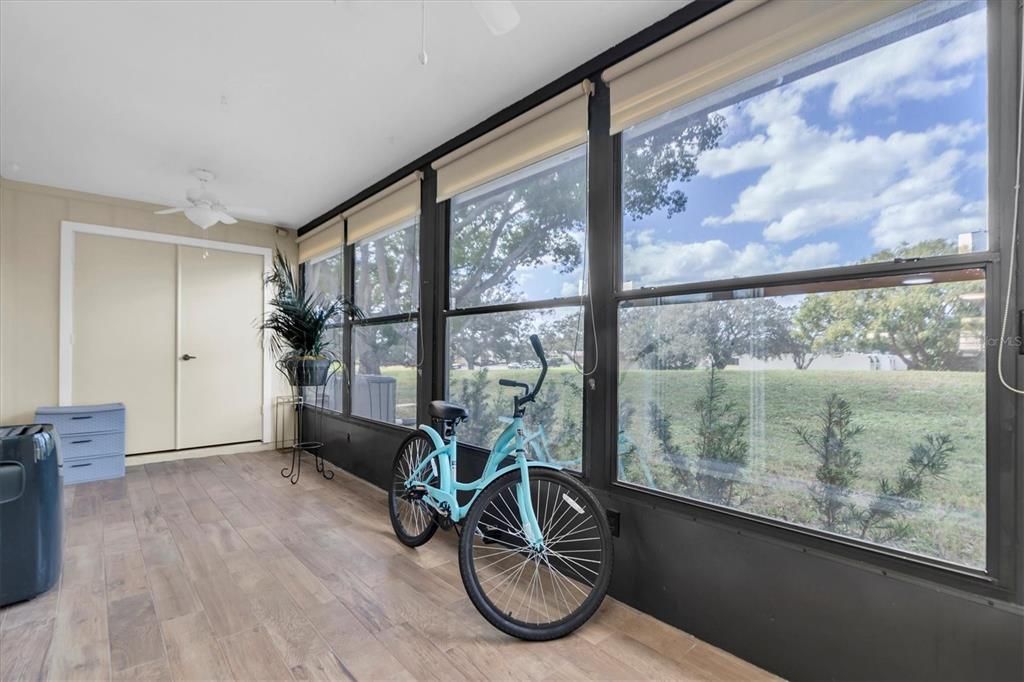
(502, 335), (550, 416)
(528, 334), (548, 399)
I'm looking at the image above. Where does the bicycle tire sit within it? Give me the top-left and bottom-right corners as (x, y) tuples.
(458, 468), (613, 640)
(388, 431), (439, 547)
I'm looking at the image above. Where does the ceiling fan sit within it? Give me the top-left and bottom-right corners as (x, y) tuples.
(154, 169), (267, 229)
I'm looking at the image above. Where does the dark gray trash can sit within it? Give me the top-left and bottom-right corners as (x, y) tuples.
(0, 424), (63, 607)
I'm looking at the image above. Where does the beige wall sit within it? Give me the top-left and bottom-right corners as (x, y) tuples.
(0, 178), (297, 435)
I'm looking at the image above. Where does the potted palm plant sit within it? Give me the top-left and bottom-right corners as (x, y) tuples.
(259, 249), (359, 387)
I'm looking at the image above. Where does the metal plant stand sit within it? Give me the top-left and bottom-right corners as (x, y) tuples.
(279, 363), (337, 485)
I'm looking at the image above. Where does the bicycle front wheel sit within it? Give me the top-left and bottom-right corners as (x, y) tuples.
(458, 468), (612, 640)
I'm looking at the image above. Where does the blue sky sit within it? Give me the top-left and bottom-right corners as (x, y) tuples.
(621, 3), (988, 288)
(504, 2), (988, 301)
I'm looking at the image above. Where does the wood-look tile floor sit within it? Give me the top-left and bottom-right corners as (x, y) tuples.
(0, 450), (776, 681)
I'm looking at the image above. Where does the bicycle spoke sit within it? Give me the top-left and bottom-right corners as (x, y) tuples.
(546, 522), (599, 546)
(390, 436), (438, 542)
(468, 472), (610, 628)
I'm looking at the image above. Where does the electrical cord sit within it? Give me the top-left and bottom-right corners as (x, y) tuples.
(412, 309), (424, 369)
(572, 186), (599, 378)
(997, 6), (1024, 394)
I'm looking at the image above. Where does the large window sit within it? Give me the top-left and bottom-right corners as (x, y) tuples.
(352, 320), (418, 425)
(304, 249), (343, 306)
(351, 217), (420, 425)
(446, 147), (587, 464)
(354, 218), (419, 315)
(616, 1), (992, 568)
(302, 249), (344, 411)
(450, 145), (587, 308)
(621, 2), (988, 289)
(448, 308), (584, 465)
(619, 271), (987, 567)
(294, 0), (1016, 590)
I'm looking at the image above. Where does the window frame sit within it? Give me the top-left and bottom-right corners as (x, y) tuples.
(607, 1), (1015, 594)
(294, 0), (1021, 605)
(346, 216), (422, 428)
(441, 149), (590, 462)
(300, 246), (345, 414)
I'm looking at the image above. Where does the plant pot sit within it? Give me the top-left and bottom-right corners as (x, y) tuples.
(283, 357), (332, 387)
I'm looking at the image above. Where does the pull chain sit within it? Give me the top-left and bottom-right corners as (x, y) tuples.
(419, 0), (428, 65)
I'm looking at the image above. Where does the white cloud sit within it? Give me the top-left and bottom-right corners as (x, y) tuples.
(784, 242), (842, 271)
(872, 192), (986, 249)
(623, 237), (840, 285)
(633, 8), (988, 278)
(560, 280), (583, 298)
(700, 104), (983, 245)
(697, 68), (985, 247)
(797, 8), (985, 115)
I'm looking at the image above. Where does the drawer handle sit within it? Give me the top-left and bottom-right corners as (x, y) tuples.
(70, 415), (93, 420)
(70, 439), (92, 444)
(70, 462), (92, 469)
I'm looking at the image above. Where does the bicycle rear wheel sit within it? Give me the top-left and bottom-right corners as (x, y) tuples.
(458, 468), (612, 640)
(389, 431), (439, 547)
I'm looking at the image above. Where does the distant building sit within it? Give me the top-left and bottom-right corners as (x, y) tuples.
(959, 230), (988, 253)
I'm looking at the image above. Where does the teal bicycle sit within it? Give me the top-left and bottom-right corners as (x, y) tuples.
(388, 335), (613, 640)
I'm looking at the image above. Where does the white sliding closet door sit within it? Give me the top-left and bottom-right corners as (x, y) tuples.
(70, 233), (266, 453)
(73, 234), (177, 454)
(177, 246), (264, 449)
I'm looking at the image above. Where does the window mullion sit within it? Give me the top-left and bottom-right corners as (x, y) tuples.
(343, 223), (354, 417)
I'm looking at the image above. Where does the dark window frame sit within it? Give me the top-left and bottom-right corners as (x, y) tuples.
(296, 0), (1020, 604)
(346, 217), (422, 429)
(606, 1), (1015, 595)
(300, 247), (345, 414)
(612, 262), (995, 579)
(441, 151), (590, 459)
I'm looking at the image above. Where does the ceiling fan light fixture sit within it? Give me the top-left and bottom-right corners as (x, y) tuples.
(185, 204), (219, 230)
(155, 169), (267, 227)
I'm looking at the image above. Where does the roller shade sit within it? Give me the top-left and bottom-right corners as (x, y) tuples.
(344, 173), (422, 244)
(603, 0), (918, 134)
(433, 81), (592, 202)
(297, 217), (343, 262)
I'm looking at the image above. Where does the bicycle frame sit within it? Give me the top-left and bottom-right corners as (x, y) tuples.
(405, 417), (562, 541)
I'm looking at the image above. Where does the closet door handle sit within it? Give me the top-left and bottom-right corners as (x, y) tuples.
(181, 354), (197, 361)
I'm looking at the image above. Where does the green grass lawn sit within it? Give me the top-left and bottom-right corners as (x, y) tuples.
(619, 368), (986, 568)
(383, 365), (986, 568)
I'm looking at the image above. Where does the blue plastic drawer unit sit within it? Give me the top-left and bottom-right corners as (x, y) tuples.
(34, 403), (125, 485)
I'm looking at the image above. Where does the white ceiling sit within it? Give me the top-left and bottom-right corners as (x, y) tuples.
(0, 0), (686, 228)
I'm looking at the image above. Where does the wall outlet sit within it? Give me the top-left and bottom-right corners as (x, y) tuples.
(606, 508), (620, 537)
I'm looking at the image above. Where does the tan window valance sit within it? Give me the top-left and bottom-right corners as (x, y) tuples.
(344, 173), (422, 244)
(602, 0), (918, 134)
(297, 217), (343, 263)
(433, 80), (593, 202)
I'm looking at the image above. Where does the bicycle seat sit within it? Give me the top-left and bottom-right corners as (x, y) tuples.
(428, 400), (469, 421)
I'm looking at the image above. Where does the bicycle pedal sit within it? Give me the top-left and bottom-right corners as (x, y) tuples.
(405, 484), (428, 500)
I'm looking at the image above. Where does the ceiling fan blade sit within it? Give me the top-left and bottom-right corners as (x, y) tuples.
(472, 0), (519, 35)
(154, 207), (185, 215)
(217, 212), (238, 225)
(224, 206), (269, 218)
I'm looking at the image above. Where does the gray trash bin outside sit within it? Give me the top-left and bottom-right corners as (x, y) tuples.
(0, 424), (63, 607)
(352, 374), (397, 424)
